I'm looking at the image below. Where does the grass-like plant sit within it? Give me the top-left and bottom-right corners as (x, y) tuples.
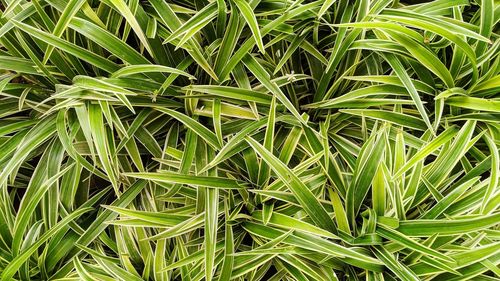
(0, 0), (499, 280)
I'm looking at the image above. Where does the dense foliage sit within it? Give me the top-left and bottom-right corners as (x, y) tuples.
(0, 0), (499, 280)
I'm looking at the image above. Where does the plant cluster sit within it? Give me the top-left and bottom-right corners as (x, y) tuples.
(0, 0), (499, 280)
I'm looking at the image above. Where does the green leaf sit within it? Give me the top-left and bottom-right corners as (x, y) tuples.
(246, 137), (337, 233)
(185, 85), (272, 104)
(397, 213), (500, 236)
(376, 226), (454, 262)
(155, 107), (221, 149)
(124, 172), (246, 189)
(446, 96), (500, 112)
(111, 64), (195, 80)
(43, 0), (88, 64)
(340, 109), (428, 131)
(107, 0), (153, 54)
(88, 103), (119, 194)
(372, 245), (420, 281)
(382, 53), (433, 133)
(232, 0), (265, 53)
(11, 20), (119, 73)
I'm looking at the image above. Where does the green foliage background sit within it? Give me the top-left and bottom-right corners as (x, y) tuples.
(0, 0), (499, 280)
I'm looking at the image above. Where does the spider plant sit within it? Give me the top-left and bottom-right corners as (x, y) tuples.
(0, 0), (499, 280)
